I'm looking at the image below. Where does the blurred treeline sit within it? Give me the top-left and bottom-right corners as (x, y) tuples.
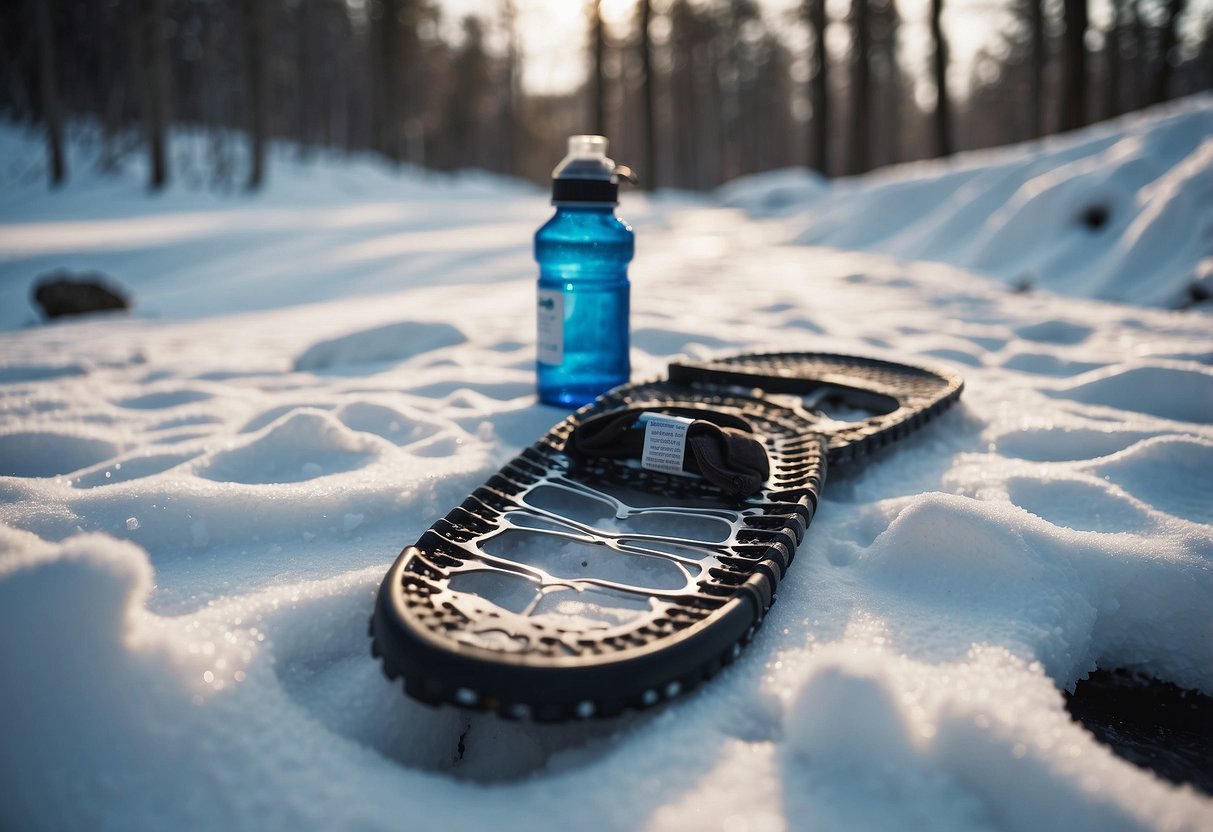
(5, 0), (1212, 191)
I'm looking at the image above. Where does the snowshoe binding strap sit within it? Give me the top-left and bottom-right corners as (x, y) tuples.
(569, 407), (770, 497)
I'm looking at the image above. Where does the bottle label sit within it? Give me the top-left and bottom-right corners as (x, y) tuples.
(639, 412), (693, 475)
(536, 289), (564, 365)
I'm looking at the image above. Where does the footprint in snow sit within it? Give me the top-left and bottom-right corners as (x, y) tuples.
(240, 403), (335, 434)
(1089, 436), (1213, 525)
(116, 388), (214, 410)
(0, 431), (120, 478)
(1006, 476), (1154, 534)
(0, 362), (88, 384)
(1047, 364), (1213, 424)
(1000, 351), (1105, 377)
(1015, 319), (1094, 345)
(335, 401), (447, 446)
(992, 426), (1155, 463)
(294, 320), (466, 372)
(150, 413), (224, 432)
(70, 451), (197, 488)
(631, 327), (732, 356)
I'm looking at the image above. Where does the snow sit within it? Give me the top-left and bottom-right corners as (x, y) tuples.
(724, 97), (1213, 308)
(1, 97), (1212, 830)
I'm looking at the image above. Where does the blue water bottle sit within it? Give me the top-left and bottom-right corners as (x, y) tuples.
(535, 135), (635, 408)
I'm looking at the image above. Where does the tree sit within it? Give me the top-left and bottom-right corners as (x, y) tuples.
(138, 0), (169, 189)
(371, 0), (409, 163)
(666, 0), (716, 188)
(638, 0), (656, 188)
(930, 0), (952, 155)
(1130, 0), (1147, 108)
(871, 0), (902, 166)
(1059, 0), (1088, 131)
(1105, 0), (1123, 117)
(849, 0), (871, 173)
(34, 0), (65, 186)
(438, 17), (492, 170)
(1152, 0), (1188, 103)
(241, 0), (268, 189)
(1029, 0), (1044, 136)
(806, 0), (829, 174)
(590, 0), (607, 134)
(499, 0), (521, 175)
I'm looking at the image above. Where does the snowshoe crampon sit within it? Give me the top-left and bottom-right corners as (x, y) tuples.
(370, 352), (963, 721)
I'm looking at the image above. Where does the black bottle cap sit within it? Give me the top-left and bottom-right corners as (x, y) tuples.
(552, 177), (620, 204)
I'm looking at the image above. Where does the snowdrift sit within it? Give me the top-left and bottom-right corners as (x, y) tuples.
(722, 95), (1213, 309)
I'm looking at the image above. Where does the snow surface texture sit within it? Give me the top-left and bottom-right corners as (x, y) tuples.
(1, 99), (1211, 831)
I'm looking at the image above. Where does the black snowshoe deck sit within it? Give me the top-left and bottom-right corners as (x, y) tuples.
(370, 352), (963, 721)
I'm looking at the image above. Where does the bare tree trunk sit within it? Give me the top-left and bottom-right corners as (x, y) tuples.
(1059, 0), (1088, 132)
(639, 0), (656, 188)
(808, 0), (829, 174)
(1105, 0), (1122, 117)
(1029, 0), (1044, 137)
(1152, 0), (1187, 103)
(590, 0), (606, 135)
(138, 0), (168, 189)
(930, 0), (952, 155)
(34, 0), (66, 186)
(849, 0), (871, 174)
(98, 0), (124, 173)
(242, 0), (268, 189)
(499, 0), (520, 175)
(296, 0), (313, 160)
(1130, 0), (1146, 109)
(373, 0), (403, 163)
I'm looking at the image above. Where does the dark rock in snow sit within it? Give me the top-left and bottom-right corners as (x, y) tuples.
(32, 271), (131, 320)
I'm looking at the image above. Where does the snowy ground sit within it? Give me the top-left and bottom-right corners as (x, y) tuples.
(1, 99), (1211, 831)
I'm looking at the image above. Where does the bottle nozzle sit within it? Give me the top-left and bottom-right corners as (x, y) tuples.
(567, 135), (609, 160)
(553, 135), (615, 181)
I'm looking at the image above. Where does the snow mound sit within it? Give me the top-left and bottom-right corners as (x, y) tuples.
(715, 167), (829, 216)
(197, 410), (387, 484)
(757, 96), (1213, 307)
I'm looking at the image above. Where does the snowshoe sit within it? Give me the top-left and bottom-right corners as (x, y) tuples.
(369, 352), (963, 721)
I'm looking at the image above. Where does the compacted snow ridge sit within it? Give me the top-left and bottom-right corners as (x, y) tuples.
(1, 98), (1211, 831)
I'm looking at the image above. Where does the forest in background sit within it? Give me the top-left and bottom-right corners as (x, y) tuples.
(4, 0), (1213, 192)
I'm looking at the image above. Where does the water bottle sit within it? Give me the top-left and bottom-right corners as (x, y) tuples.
(535, 135), (635, 408)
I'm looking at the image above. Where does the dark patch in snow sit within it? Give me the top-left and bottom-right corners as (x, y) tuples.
(1067, 669), (1213, 796)
(1178, 278), (1213, 310)
(1077, 204), (1111, 231)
